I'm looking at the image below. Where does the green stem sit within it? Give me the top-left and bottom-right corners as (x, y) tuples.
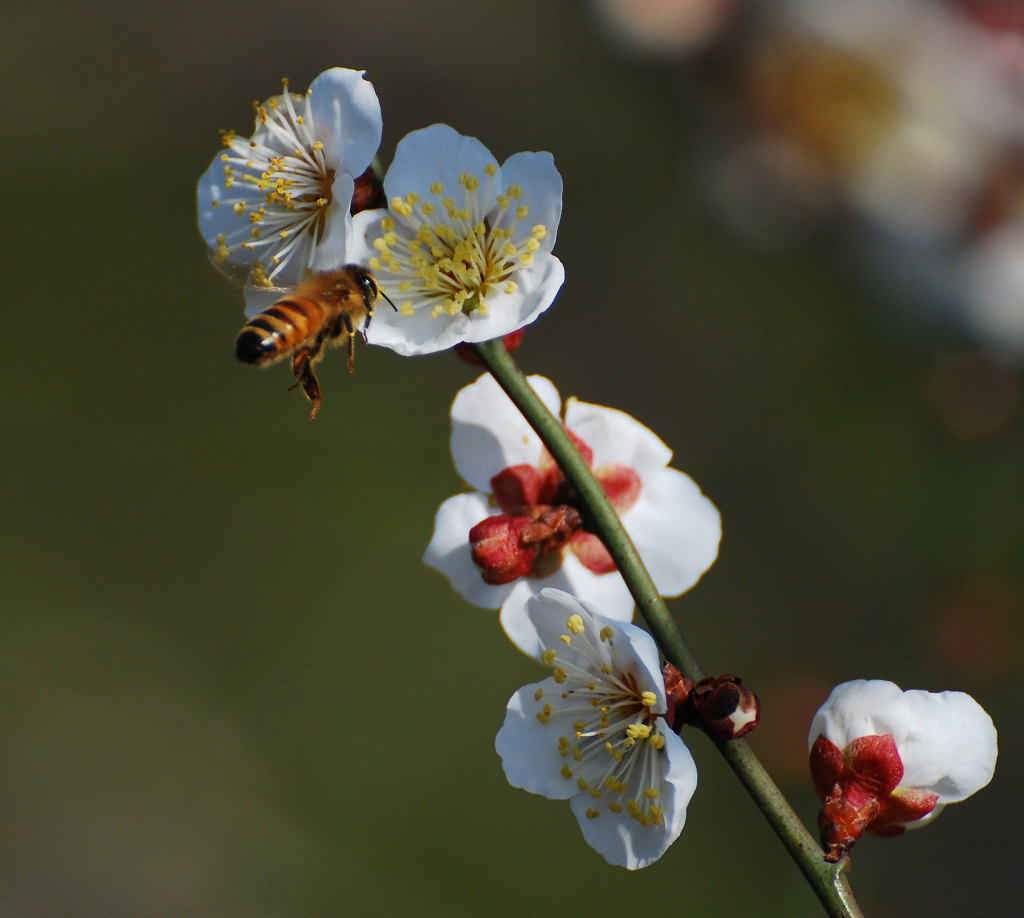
(471, 338), (864, 918)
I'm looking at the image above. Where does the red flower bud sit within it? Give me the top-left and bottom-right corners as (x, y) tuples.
(691, 674), (761, 740)
(468, 516), (538, 584)
(468, 506), (583, 585)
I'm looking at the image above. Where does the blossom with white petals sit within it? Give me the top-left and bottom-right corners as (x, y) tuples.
(197, 68), (383, 288)
(423, 373), (721, 654)
(495, 589), (698, 869)
(808, 679), (998, 861)
(349, 123), (565, 355)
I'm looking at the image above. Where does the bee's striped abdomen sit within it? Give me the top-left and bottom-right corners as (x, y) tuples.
(235, 297), (326, 366)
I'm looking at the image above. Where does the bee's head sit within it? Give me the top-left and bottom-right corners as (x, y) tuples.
(349, 265), (396, 312)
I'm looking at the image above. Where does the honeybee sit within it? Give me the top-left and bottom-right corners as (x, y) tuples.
(235, 266), (395, 420)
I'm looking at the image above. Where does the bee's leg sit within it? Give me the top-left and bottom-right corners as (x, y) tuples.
(342, 313), (357, 373)
(288, 347), (323, 420)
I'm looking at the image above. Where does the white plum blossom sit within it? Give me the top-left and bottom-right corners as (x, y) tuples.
(349, 123), (565, 355)
(808, 679), (997, 860)
(495, 589), (698, 869)
(197, 68), (383, 289)
(423, 373), (722, 654)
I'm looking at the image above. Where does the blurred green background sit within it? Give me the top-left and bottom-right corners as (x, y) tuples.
(3, 0), (1022, 915)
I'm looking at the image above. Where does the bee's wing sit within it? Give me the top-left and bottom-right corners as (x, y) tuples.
(205, 248), (257, 287)
(242, 283), (291, 319)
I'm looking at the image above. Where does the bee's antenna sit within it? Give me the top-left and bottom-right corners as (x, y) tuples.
(380, 289), (398, 312)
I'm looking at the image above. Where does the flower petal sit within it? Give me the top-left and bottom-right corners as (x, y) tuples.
(622, 468), (722, 596)
(449, 374), (560, 491)
(496, 677), (585, 800)
(361, 255), (564, 355)
(309, 171), (355, 274)
(383, 123), (498, 206)
(493, 150), (563, 250)
(808, 680), (916, 751)
(570, 720), (697, 869)
(306, 68), (382, 179)
(896, 689), (998, 802)
(563, 398), (673, 481)
(497, 553), (636, 657)
(423, 493), (511, 610)
(525, 590), (663, 702)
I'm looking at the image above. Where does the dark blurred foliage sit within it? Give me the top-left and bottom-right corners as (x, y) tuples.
(1, 1), (1021, 915)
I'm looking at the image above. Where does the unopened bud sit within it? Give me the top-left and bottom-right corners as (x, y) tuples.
(691, 674), (760, 740)
(468, 516), (538, 584)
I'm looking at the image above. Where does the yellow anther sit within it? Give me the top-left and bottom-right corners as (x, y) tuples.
(516, 205), (529, 220)
(533, 687), (544, 702)
(391, 196), (414, 217)
(552, 668), (567, 684)
(233, 202), (246, 215)
(485, 163), (497, 176)
(641, 691), (657, 707)
(430, 181), (444, 194)
(561, 764), (573, 778)
(567, 615), (585, 635)
(599, 626), (614, 642)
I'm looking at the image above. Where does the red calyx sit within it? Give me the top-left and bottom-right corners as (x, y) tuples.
(809, 733), (939, 862)
(469, 505), (583, 584)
